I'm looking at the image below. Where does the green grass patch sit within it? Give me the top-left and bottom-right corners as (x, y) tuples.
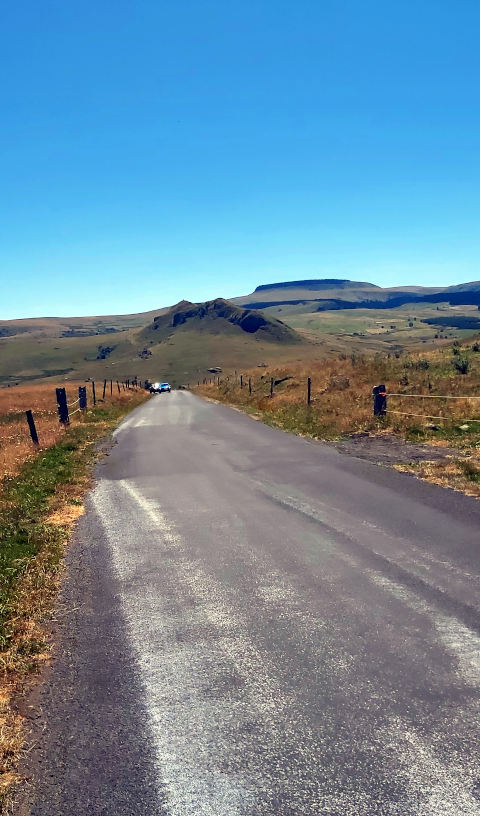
(0, 397), (146, 649)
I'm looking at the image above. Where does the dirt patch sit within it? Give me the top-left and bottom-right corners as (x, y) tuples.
(47, 503), (85, 526)
(327, 432), (463, 466)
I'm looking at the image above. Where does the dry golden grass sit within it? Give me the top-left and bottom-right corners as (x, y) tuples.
(394, 456), (480, 498)
(0, 382), (140, 482)
(198, 341), (480, 436)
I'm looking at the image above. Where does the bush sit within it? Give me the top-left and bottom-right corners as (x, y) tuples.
(453, 357), (471, 375)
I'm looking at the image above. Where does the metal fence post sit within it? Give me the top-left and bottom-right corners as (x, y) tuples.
(92, 380), (96, 406)
(270, 377), (274, 397)
(307, 377), (312, 406)
(249, 377), (252, 395)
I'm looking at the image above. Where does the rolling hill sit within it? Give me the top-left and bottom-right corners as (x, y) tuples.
(0, 299), (306, 386)
(2, 279), (480, 387)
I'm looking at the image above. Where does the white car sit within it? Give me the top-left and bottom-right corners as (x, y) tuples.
(150, 382), (171, 393)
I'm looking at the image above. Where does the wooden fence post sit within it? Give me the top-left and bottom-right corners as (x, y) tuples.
(78, 386), (87, 411)
(110, 379), (113, 396)
(117, 381), (121, 393)
(307, 377), (312, 406)
(25, 409), (39, 445)
(56, 387), (69, 425)
(92, 381), (96, 406)
(102, 379), (107, 400)
(249, 377), (252, 395)
(240, 375), (243, 388)
(270, 377), (274, 397)
(373, 384), (387, 416)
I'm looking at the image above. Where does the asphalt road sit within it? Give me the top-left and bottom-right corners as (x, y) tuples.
(18, 391), (480, 815)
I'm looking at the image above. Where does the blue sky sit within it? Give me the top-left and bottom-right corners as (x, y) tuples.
(1, 0), (479, 319)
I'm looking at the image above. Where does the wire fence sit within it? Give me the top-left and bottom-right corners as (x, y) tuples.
(197, 374), (479, 426)
(0, 378), (145, 452)
(373, 385), (480, 423)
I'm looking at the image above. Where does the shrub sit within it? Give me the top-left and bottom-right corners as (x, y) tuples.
(453, 357), (471, 375)
(414, 359), (430, 370)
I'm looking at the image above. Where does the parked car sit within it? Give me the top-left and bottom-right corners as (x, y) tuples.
(150, 382), (171, 393)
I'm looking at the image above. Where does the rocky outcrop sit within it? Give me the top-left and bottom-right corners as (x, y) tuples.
(148, 298), (300, 343)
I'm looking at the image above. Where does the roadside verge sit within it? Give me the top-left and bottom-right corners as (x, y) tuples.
(0, 392), (147, 809)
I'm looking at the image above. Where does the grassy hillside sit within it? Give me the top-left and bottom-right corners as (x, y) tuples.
(279, 302), (480, 352)
(0, 299), (308, 387)
(0, 306), (168, 339)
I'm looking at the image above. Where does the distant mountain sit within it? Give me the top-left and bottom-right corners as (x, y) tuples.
(234, 278), (480, 313)
(254, 279), (379, 292)
(443, 281), (480, 293)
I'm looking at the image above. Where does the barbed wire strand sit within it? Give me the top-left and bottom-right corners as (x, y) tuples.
(387, 410), (480, 421)
(388, 393), (480, 400)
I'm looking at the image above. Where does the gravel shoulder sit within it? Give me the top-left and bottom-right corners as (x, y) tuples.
(327, 432), (464, 465)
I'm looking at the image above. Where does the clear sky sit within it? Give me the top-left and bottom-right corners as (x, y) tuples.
(1, 0), (479, 319)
